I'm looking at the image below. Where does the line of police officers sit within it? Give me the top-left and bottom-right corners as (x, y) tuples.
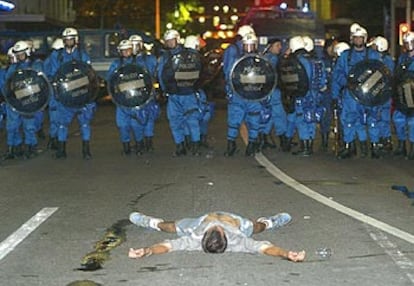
(1, 22), (414, 161)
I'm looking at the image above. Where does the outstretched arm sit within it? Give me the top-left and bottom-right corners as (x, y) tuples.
(260, 244), (305, 262)
(128, 242), (172, 259)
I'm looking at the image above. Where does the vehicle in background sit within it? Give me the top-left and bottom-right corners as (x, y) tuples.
(238, 4), (326, 55)
(0, 29), (159, 78)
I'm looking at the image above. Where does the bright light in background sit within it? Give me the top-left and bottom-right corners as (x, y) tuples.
(0, 0), (15, 11)
(213, 5), (219, 12)
(302, 3), (309, 13)
(166, 22), (173, 29)
(222, 5), (229, 13)
(230, 14), (239, 22)
(280, 2), (288, 10)
(198, 16), (205, 23)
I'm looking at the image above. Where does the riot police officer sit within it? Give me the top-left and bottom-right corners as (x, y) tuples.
(44, 37), (64, 150)
(331, 24), (383, 159)
(259, 38), (288, 151)
(302, 35), (328, 153)
(46, 27), (97, 160)
(157, 29), (202, 156)
(182, 35), (214, 149)
(129, 34), (160, 152)
(282, 36), (319, 156)
(107, 39), (158, 155)
(224, 33), (264, 156)
(393, 31), (414, 160)
(2, 41), (45, 159)
(222, 25), (255, 156)
(369, 36), (394, 156)
(0, 47), (16, 145)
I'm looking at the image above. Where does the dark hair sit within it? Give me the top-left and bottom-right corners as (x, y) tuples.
(201, 228), (227, 254)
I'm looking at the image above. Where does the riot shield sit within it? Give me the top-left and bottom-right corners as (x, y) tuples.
(394, 70), (414, 115)
(277, 55), (309, 99)
(161, 48), (202, 94)
(347, 59), (392, 106)
(108, 64), (153, 108)
(4, 69), (51, 116)
(229, 54), (276, 101)
(54, 61), (99, 108)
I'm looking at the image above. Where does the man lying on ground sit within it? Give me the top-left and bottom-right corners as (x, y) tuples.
(128, 211), (305, 262)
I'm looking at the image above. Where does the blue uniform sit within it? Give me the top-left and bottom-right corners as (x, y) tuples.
(223, 41), (262, 155)
(261, 52), (287, 137)
(107, 55), (160, 151)
(286, 51), (318, 142)
(46, 47), (96, 143)
(317, 52), (334, 150)
(43, 49), (61, 142)
(2, 59), (44, 148)
(393, 52), (414, 159)
(157, 45), (201, 152)
(331, 47), (381, 157)
(377, 52), (394, 152)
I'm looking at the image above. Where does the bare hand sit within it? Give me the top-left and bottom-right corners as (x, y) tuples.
(287, 250), (306, 262)
(128, 248), (151, 259)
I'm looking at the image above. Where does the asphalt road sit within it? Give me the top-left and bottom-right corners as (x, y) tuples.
(0, 103), (413, 286)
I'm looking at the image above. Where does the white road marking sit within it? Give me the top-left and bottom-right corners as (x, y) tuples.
(0, 207), (58, 261)
(255, 153), (414, 245)
(367, 226), (414, 283)
(240, 123), (414, 244)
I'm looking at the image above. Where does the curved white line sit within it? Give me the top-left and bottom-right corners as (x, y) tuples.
(255, 153), (414, 245)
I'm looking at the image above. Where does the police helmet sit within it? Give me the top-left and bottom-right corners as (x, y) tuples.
(403, 31), (414, 51)
(289, 36), (305, 53)
(117, 39), (133, 53)
(242, 33), (258, 53)
(184, 35), (200, 50)
(52, 38), (64, 50)
(350, 23), (361, 34)
(302, 36), (314, 52)
(334, 42), (350, 57)
(62, 27), (79, 43)
(164, 29), (180, 42)
(373, 36), (388, 52)
(351, 26), (368, 43)
(237, 25), (255, 38)
(13, 40), (31, 57)
(129, 34), (143, 54)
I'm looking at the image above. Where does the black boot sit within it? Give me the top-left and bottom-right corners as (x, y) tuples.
(24, 144), (37, 159)
(200, 134), (209, 148)
(279, 135), (289, 152)
(381, 137), (393, 155)
(293, 140), (312, 156)
(135, 140), (145, 156)
(407, 142), (414, 160)
(283, 136), (292, 152)
(370, 143), (381, 159)
(224, 140), (237, 157)
(184, 135), (191, 150)
(55, 141), (67, 159)
(359, 141), (368, 158)
(321, 133), (329, 152)
(122, 142), (131, 155)
(245, 141), (257, 156)
(47, 137), (58, 150)
(262, 134), (276, 150)
(393, 140), (407, 157)
(82, 141), (92, 160)
(14, 145), (23, 157)
(191, 141), (201, 156)
(174, 142), (187, 157)
(3, 146), (16, 160)
(337, 141), (355, 159)
(144, 137), (154, 152)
